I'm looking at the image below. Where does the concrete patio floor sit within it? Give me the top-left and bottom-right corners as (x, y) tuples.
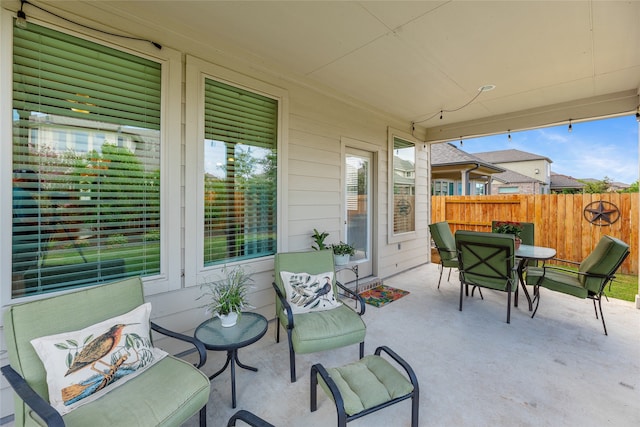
(184, 262), (640, 427)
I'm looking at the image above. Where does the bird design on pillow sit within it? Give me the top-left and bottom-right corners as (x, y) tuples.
(288, 274), (335, 309)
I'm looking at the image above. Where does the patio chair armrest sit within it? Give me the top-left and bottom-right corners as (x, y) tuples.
(1, 365), (65, 427)
(151, 322), (207, 368)
(272, 281), (294, 329)
(336, 280), (366, 315)
(548, 258), (580, 266)
(311, 363), (346, 413)
(227, 409), (275, 427)
(374, 346), (419, 389)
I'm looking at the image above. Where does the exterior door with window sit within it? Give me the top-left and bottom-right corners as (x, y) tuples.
(345, 148), (373, 278)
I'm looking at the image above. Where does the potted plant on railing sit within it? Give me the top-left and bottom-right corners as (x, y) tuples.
(492, 221), (524, 249)
(332, 241), (355, 266)
(197, 265), (254, 327)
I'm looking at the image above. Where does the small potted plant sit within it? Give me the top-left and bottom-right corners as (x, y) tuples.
(332, 241), (355, 266)
(311, 228), (330, 251)
(492, 221), (524, 248)
(197, 265), (254, 327)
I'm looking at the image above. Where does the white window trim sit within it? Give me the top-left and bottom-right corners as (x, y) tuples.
(184, 55), (288, 287)
(0, 12), (182, 304)
(387, 127), (421, 244)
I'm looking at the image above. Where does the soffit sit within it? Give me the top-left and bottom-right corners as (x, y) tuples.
(4, 1), (639, 137)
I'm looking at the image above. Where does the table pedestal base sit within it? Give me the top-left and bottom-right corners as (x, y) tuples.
(209, 350), (258, 408)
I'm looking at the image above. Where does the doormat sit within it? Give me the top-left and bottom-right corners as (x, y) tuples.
(359, 285), (410, 308)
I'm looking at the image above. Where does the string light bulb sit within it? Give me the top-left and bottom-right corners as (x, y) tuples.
(508, 130), (512, 141)
(459, 137), (463, 147)
(15, 0), (27, 28)
(568, 119), (573, 133)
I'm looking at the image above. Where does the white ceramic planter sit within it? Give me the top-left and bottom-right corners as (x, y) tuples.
(217, 311), (238, 327)
(334, 254), (350, 266)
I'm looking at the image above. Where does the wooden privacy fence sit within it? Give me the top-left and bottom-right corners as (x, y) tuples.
(431, 194), (638, 275)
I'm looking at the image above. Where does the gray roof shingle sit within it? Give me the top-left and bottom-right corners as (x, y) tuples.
(473, 149), (552, 164)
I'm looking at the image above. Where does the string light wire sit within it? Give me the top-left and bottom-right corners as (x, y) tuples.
(413, 87), (487, 126)
(17, 0), (162, 49)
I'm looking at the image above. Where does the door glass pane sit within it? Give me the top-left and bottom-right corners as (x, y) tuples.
(346, 155), (369, 261)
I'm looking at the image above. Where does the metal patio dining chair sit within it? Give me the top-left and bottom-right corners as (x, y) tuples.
(455, 230), (518, 323)
(526, 235), (630, 335)
(429, 221), (458, 289)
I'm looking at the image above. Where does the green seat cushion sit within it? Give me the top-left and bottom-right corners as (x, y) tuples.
(526, 267), (588, 298)
(320, 355), (414, 416)
(281, 304), (366, 354)
(27, 356), (211, 427)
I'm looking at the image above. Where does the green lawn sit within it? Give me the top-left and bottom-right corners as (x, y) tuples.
(606, 273), (639, 302)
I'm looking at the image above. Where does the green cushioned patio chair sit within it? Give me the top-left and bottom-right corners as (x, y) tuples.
(1, 277), (210, 427)
(429, 221), (459, 289)
(273, 250), (366, 382)
(455, 230), (518, 323)
(526, 235), (630, 335)
(310, 346), (419, 427)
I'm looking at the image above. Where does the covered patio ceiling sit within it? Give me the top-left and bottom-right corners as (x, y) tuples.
(5, 0), (638, 142)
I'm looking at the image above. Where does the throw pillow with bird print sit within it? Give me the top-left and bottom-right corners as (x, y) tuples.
(30, 302), (167, 415)
(280, 271), (342, 314)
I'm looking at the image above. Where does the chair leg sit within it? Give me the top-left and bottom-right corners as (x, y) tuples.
(275, 317), (280, 343)
(506, 288), (511, 324)
(437, 263), (444, 289)
(531, 288), (541, 318)
(287, 329), (296, 382)
(459, 282), (464, 311)
(359, 342), (364, 359)
(447, 267), (453, 282)
(310, 365), (318, 412)
(411, 379), (419, 427)
(199, 405), (207, 427)
(596, 296), (608, 336)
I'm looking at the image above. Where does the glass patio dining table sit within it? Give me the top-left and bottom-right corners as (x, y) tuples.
(515, 244), (557, 311)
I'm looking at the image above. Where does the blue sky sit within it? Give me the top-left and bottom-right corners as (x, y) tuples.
(460, 115), (639, 184)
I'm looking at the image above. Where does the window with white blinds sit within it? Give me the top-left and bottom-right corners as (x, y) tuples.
(12, 22), (162, 298)
(203, 78), (277, 265)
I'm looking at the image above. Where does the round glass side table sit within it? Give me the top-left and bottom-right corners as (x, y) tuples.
(194, 312), (268, 408)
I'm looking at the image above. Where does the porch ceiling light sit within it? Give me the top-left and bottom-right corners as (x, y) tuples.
(479, 84), (496, 92)
(413, 83), (496, 126)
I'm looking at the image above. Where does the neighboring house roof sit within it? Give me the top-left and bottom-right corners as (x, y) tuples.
(394, 156), (414, 172)
(580, 177), (630, 191)
(610, 181), (631, 190)
(393, 156), (415, 187)
(550, 173), (585, 190)
(492, 169), (544, 184)
(431, 143), (505, 174)
(473, 149), (553, 164)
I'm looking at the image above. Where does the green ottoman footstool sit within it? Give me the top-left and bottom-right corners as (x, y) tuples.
(310, 346), (419, 427)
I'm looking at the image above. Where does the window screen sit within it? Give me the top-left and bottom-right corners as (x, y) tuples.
(12, 22), (162, 297)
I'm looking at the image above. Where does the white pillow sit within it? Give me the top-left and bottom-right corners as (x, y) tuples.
(280, 271), (342, 314)
(30, 302), (167, 415)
